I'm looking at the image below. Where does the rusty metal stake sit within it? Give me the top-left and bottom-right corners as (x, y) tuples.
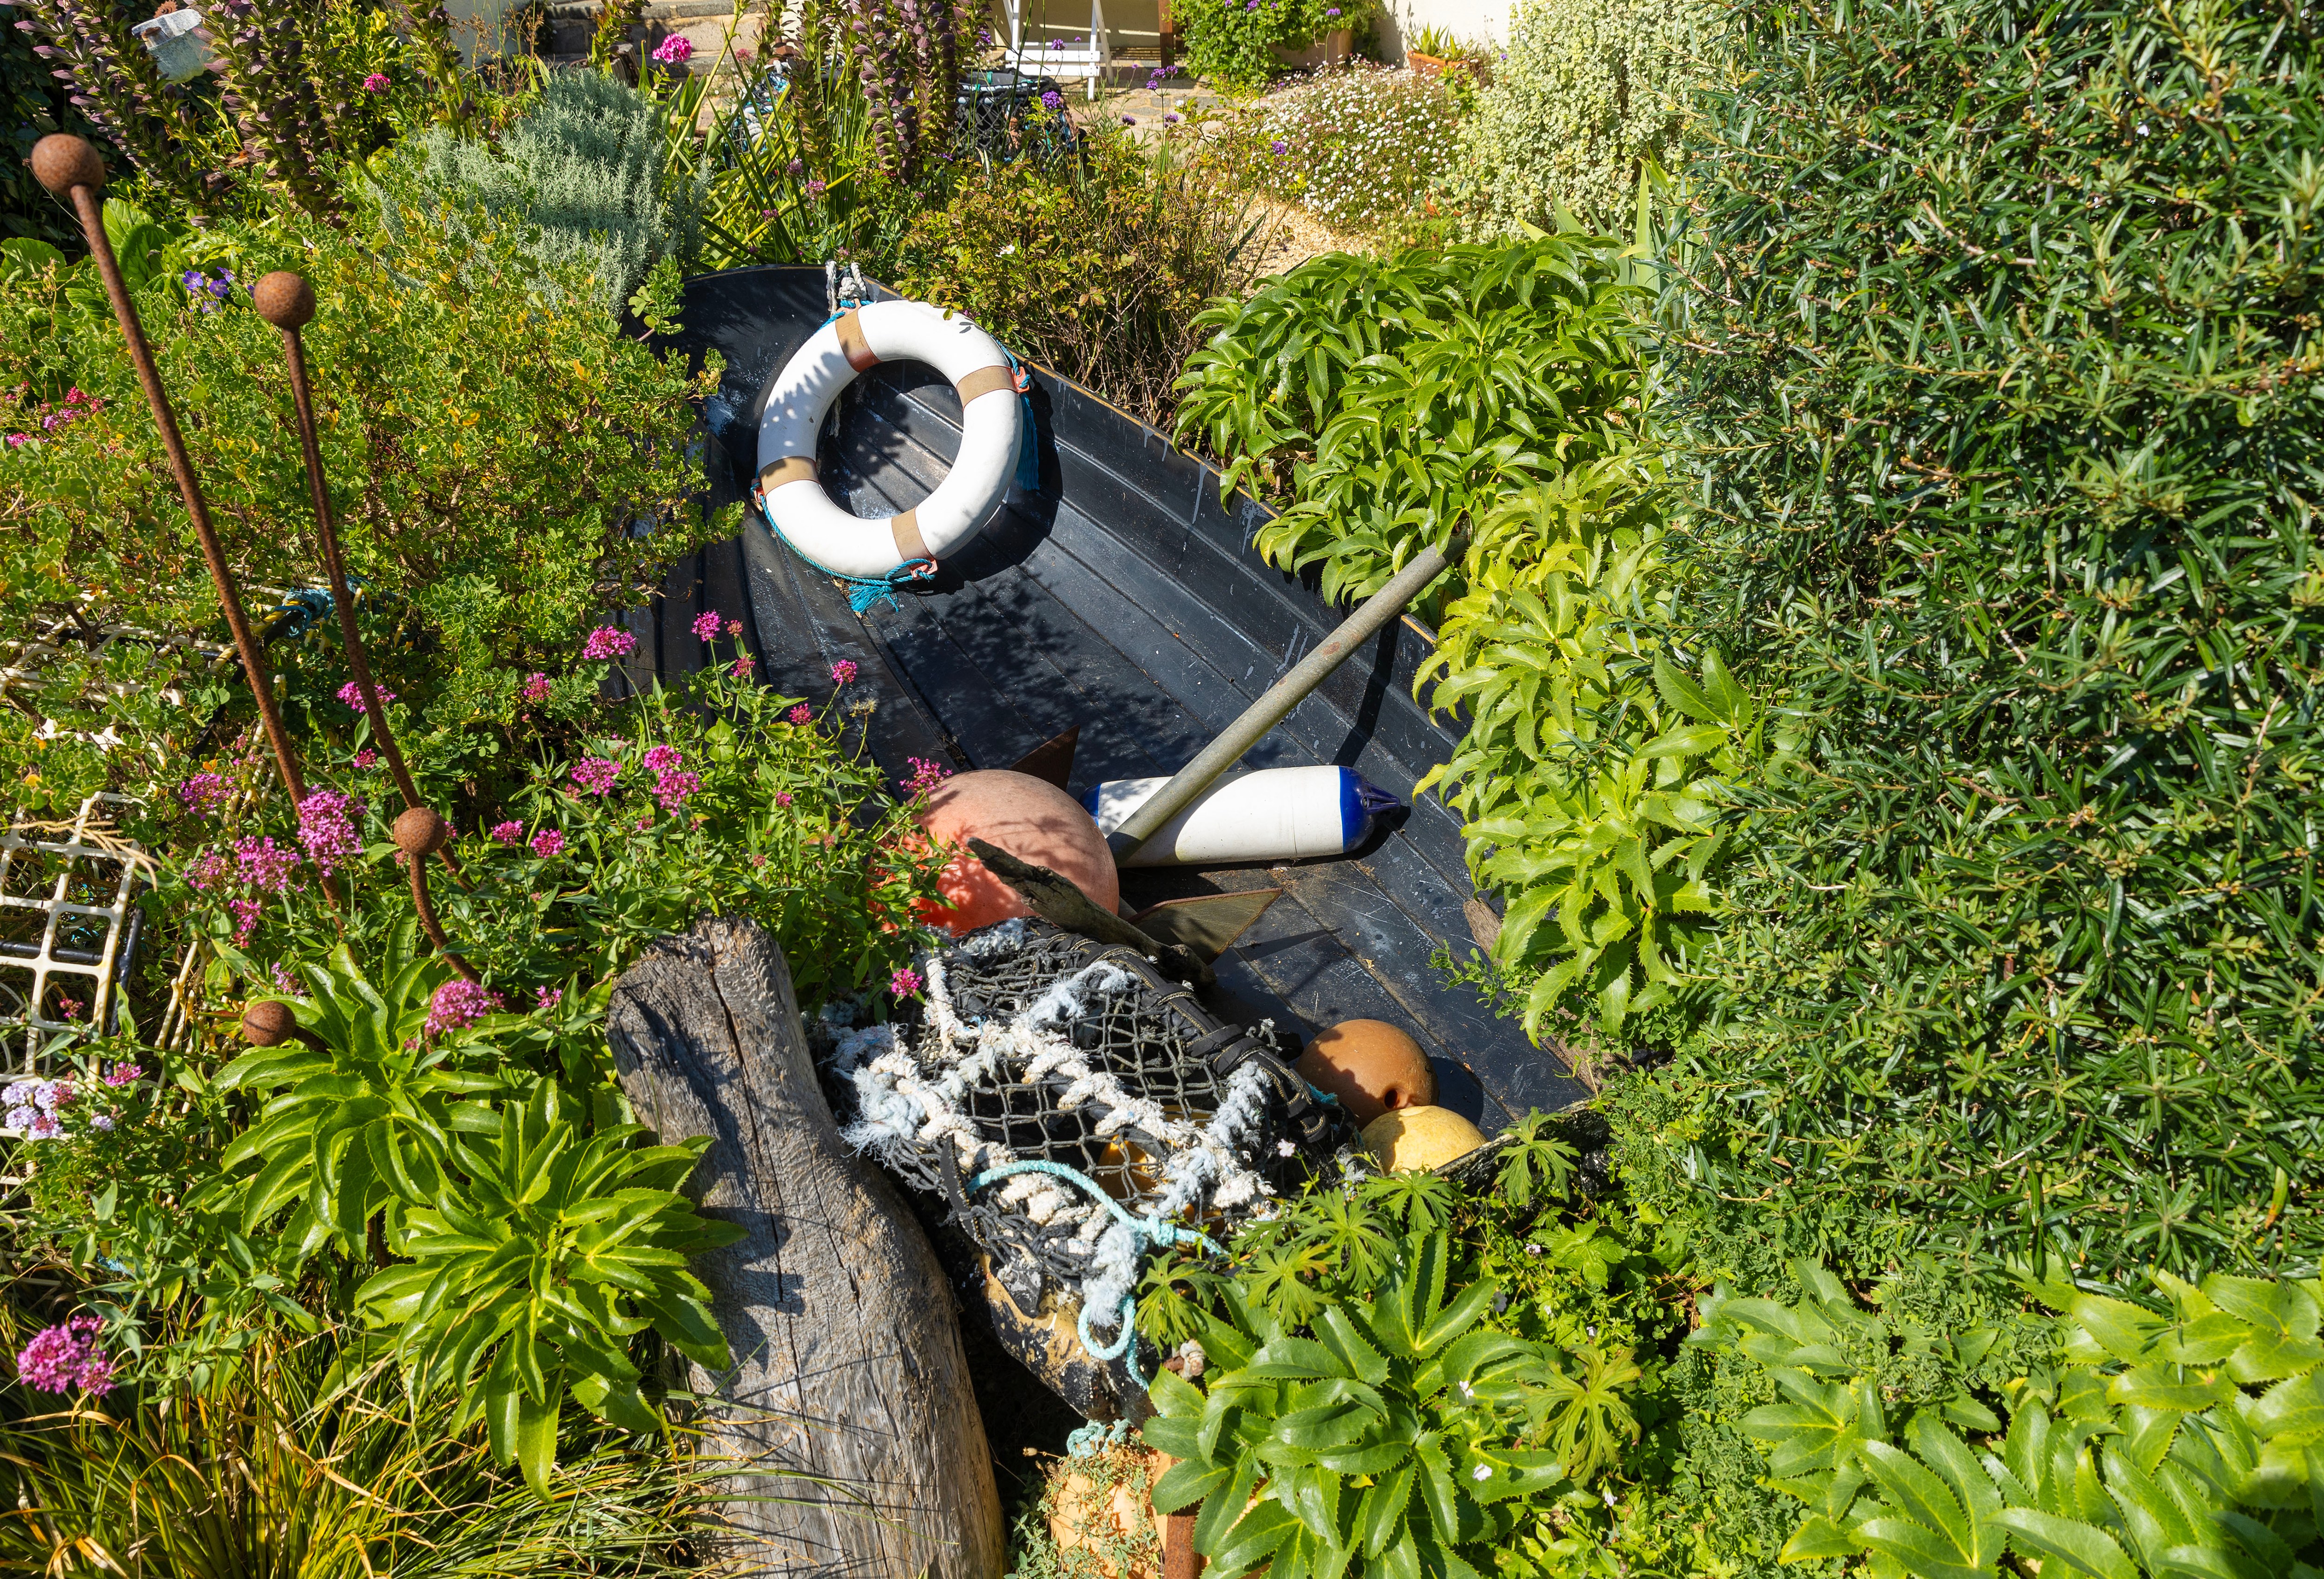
(392, 808), (478, 982)
(251, 270), (468, 890)
(31, 138), (316, 824)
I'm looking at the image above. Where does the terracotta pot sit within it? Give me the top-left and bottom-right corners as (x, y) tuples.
(1271, 26), (1352, 70)
(1405, 48), (1448, 73)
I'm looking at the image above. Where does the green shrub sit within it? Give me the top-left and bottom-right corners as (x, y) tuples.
(1699, 1261), (2324, 1575)
(0, 188), (725, 816)
(1458, 0), (1710, 236)
(1645, 0), (2324, 1278)
(1178, 0), (1381, 91)
(400, 70), (705, 313)
(896, 129), (1261, 428)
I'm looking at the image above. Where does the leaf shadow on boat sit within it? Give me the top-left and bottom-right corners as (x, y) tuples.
(645, 266), (1588, 1133)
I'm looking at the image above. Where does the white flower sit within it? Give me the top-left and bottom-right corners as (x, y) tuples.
(1472, 1464), (1491, 1481)
(1276, 1138), (1296, 1156)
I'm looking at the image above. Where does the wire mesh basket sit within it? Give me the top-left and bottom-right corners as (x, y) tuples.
(820, 917), (1351, 1320)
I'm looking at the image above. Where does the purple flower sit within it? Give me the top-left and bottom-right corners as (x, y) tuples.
(230, 897), (262, 944)
(490, 820), (523, 845)
(337, 680), (396, 713)
(236, 835), (300, 893)
(3, 1107), (32, 1130)
(691, 609), (723, 642)
(26, 1114), (59, 1140)
(352, 747), (379, 769)
(890, 966), (923, 997)
(530, 828), (567, 858)
(102, 1063), (141, 1087)
(178, 772), (225, 814)
(1272, 139), (1288, 154)
(570, 757), (621, 795)
(16, 1317), (113, 1396)
(776, 791), (794, 807)
(536, 986), (563, 1011)
(642, 744), (683, 774)
(1040, 88), (1064, 111)
(651, 33), (693, 64)
(806, 178), (828, 197)
(1166, 112), (1181, 123)
(787, 704), (812, 725)
(521, 672), (552, 703)
(733, 655), (757, 678)
(901, 757), (953, 796)
(296, 790), (362, 874)
(830, 659), (858, 685)
(89, 1114), (114, 1133)
(581, 625), (637, 661)
(363, 71), (389, 91)
(653, 770), (701, 811)
(423, 978), (501, 1037)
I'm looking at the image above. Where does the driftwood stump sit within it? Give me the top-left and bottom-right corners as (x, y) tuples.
(607, 917), (1004, 1579)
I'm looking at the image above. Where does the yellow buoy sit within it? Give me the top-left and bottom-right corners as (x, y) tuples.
(1362, 1105), (1487, 1172)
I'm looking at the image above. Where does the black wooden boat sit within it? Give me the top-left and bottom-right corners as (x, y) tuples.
(635, 267), (1585, 1131)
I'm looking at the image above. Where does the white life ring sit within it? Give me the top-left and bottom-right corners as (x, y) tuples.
(754, 299), (1025, 583)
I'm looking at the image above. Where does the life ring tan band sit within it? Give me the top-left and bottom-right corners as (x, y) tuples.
(835, 309), (878, 373)
(759, 454), (819, 488)
(891, 508), (930, 563)
(954, 364), (1017, 405)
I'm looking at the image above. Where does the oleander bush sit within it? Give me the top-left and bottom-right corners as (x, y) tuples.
(1457, 0), (1711, 236)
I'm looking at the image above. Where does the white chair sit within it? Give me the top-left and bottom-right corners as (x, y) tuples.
(998, 0), (1113, 98)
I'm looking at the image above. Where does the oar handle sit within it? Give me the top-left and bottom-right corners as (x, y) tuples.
(1107, 539), (1454, 864)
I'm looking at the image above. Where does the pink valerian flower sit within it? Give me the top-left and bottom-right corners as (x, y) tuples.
(901, 757), (954, 796)
(362, 71), (389, 91)
(296, 790), (363, 874)
(641, 744), (683, 774)
(775, 791), (794, 807)
(651, 32), (692, 64)
(787, 704), (812, 726)
(733, 655), (757, 678)
(726, 619), (744, 638)
(270, 962), (307, 998)
(521, 671), (553, 703)
(653, 770), (701, 811)
(890, 967), (923, 997)
(423, 978), (501, 1037)
(570, 758), (621, 795)
(236, 836), (300, 893)
(535, 986), (563, 1012)
(636, 815), (653, 831)
(691, 610), (723, 642)
(805, 178), (828, 198)
(16, 1316), (114, 1396)
(529, 828), (567, 858)
(490, 821), (524, 845)
(830, 659), (858, 685)
(336, 680), (396, 714)
(352, 747), (379, 769)
(581, 626), (637, 661)
(230, 898), (263, 944)
(102, 1063), (142, 1088)
(177, 772), (226, 814)
(187, 849), (231, 891)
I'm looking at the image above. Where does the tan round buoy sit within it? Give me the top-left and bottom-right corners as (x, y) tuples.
(913, 769), (1119, 934)
(1296, 1018), (1435, 1125)
(240, 998), (298, 1046)
(1363, 1105), (1486, 1172)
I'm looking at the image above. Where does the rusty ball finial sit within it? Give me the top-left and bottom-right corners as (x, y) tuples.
(393, 806), (453, 856)
(241, 998), (299, 1046)
(30, 135), (105, 198)
(252, 270), (316, 330)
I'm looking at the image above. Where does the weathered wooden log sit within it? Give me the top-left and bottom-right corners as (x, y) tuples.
(607, 916), (1004, 1579)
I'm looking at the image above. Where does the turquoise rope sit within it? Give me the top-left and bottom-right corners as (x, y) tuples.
(965, 1158), (1224, 1388)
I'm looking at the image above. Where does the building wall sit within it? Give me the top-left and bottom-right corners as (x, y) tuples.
(1380, 0), (1512, 49)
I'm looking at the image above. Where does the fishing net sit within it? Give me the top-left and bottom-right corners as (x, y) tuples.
(817, 917), (1352, 1346)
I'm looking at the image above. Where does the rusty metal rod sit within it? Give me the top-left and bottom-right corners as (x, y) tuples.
(253, 270), (468, 890)
(31, 137), (314, 821)
(393, 808), (479, 981)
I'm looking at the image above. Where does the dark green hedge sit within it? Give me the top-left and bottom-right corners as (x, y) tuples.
(1645, 0), (2324, 1279)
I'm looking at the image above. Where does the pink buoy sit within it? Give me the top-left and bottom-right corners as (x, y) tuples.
(914, 770), (1119, 935)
